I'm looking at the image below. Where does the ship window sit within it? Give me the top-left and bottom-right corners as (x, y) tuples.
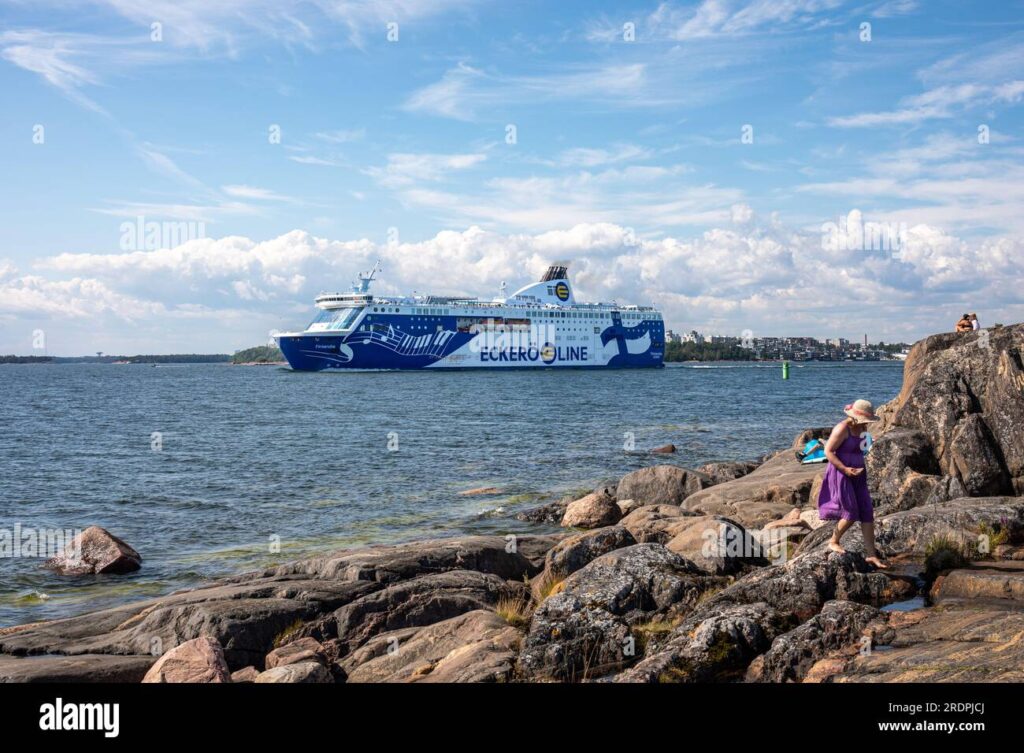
(309, 307), (362, 330)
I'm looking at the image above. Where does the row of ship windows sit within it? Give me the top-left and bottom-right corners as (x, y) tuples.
(369, 306), (659, 320)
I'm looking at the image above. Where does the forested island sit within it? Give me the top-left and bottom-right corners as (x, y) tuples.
(1, 354), (231, 364)
(231, 345), (285, 364)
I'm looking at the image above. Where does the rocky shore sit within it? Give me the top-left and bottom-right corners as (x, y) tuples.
(2, 324), (1022, 683)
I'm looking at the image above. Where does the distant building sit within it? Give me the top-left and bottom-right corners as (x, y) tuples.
(666, 329), (682, 344)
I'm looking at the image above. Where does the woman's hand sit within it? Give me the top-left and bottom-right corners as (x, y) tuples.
(842, 466), (864, 478)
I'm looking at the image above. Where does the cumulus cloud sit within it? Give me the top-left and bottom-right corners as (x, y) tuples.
(3, 216), (1022, 354)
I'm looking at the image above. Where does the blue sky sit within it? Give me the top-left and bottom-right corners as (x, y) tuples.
(1, 0), (1023, 354)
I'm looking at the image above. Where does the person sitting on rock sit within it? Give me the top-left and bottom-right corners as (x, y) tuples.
(956, 314), (973, 333)
(817, 399), (888, 569)
(970, 313), (981, 331)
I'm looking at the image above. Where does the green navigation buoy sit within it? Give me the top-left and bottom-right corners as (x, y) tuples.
(782, 360), (790, 380)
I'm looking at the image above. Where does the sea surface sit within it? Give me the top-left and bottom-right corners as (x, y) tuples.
(0, 361), (903, 626)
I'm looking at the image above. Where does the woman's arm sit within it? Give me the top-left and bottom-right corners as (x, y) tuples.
(824, 421), (860, 477)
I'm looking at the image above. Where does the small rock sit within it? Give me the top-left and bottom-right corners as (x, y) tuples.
(561, 491), (620, 529)
(764, 508), (808, 531)
(142, 637), (230, 683)
(651, 444), (676, 454)
(458, 486), (500, 496)
(230, 666), (260, 683)
(254, 662), (334, 683)
(266, 636), (326, 669)
(44, 526), (142, 575)
(515, 499), (569, 525)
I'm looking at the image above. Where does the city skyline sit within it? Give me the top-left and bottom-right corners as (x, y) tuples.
(2, 1), (1023, 355)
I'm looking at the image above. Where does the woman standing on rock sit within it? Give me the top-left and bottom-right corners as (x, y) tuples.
(818, 399), (888, 569)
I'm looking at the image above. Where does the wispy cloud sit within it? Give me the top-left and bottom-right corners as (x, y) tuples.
(363, 152), (488, 187)
(404, 62), (654, 121)
(829, 81), (1024, 127)
(315, 128), (366, 143)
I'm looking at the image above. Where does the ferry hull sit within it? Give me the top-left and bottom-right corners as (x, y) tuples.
(278, 316), (665, 372)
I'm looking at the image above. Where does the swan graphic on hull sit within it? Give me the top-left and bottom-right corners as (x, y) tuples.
(275, 262), (665, 371)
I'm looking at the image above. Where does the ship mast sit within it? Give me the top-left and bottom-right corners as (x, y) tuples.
(352, 259), (381, 293)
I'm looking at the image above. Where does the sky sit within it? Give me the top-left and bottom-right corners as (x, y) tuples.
(1, 0), (1022, 355)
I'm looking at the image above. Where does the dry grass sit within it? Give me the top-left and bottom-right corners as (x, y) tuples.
(533, 570), (567, 601)
(495, 596), (534, 629)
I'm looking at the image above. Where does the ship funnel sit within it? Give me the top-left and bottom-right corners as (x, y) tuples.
(539, 262), (569, 282)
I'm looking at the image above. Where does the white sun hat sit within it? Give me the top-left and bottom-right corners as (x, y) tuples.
(844, 399), (879, 424)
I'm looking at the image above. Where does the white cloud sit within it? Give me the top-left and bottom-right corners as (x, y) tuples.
(552, 144), (655, 168)
(221, 184), (296, 202)
(1, 1), (477, 109)
(315, 128), (365, 143)
(404, 62), (653, 121)
(363, 152), (488, 188)
(640, 0), (849, 41)
(4, 216), (1022, 354)
(829, 81), (1024, 127)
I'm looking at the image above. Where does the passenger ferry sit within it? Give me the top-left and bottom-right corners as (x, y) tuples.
(275, 263), (665, 371)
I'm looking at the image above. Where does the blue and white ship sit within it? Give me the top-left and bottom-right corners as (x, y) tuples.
(275, 263), (665, 371)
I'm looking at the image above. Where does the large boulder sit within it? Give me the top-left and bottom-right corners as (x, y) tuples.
(682, 448), (826, 529)
(44, 526), (142, 575)
(616, 602), (790, 683)
(321, 570), (527, 654)
(142, 637), (230, 683)
(543, 526), (636, 579)
(616, 465), (713, 507)
(619, 504), (701, 543)
(663, 515), (768, 575)
(343, 610), (521, 683)
(870, 324), (1024, 508)
(930, 561), (1024, 605)
(745, 600), (883, 683)
(561, 491), (620, 529)
(696, 460), (761, 485)
(518, 544), (721, 681)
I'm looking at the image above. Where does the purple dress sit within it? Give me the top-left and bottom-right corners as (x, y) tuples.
(817, 432), (874, 523)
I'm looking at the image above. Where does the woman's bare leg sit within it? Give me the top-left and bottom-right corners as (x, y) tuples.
(861, 522), (888, 568)
(829, 519), (854, 554)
